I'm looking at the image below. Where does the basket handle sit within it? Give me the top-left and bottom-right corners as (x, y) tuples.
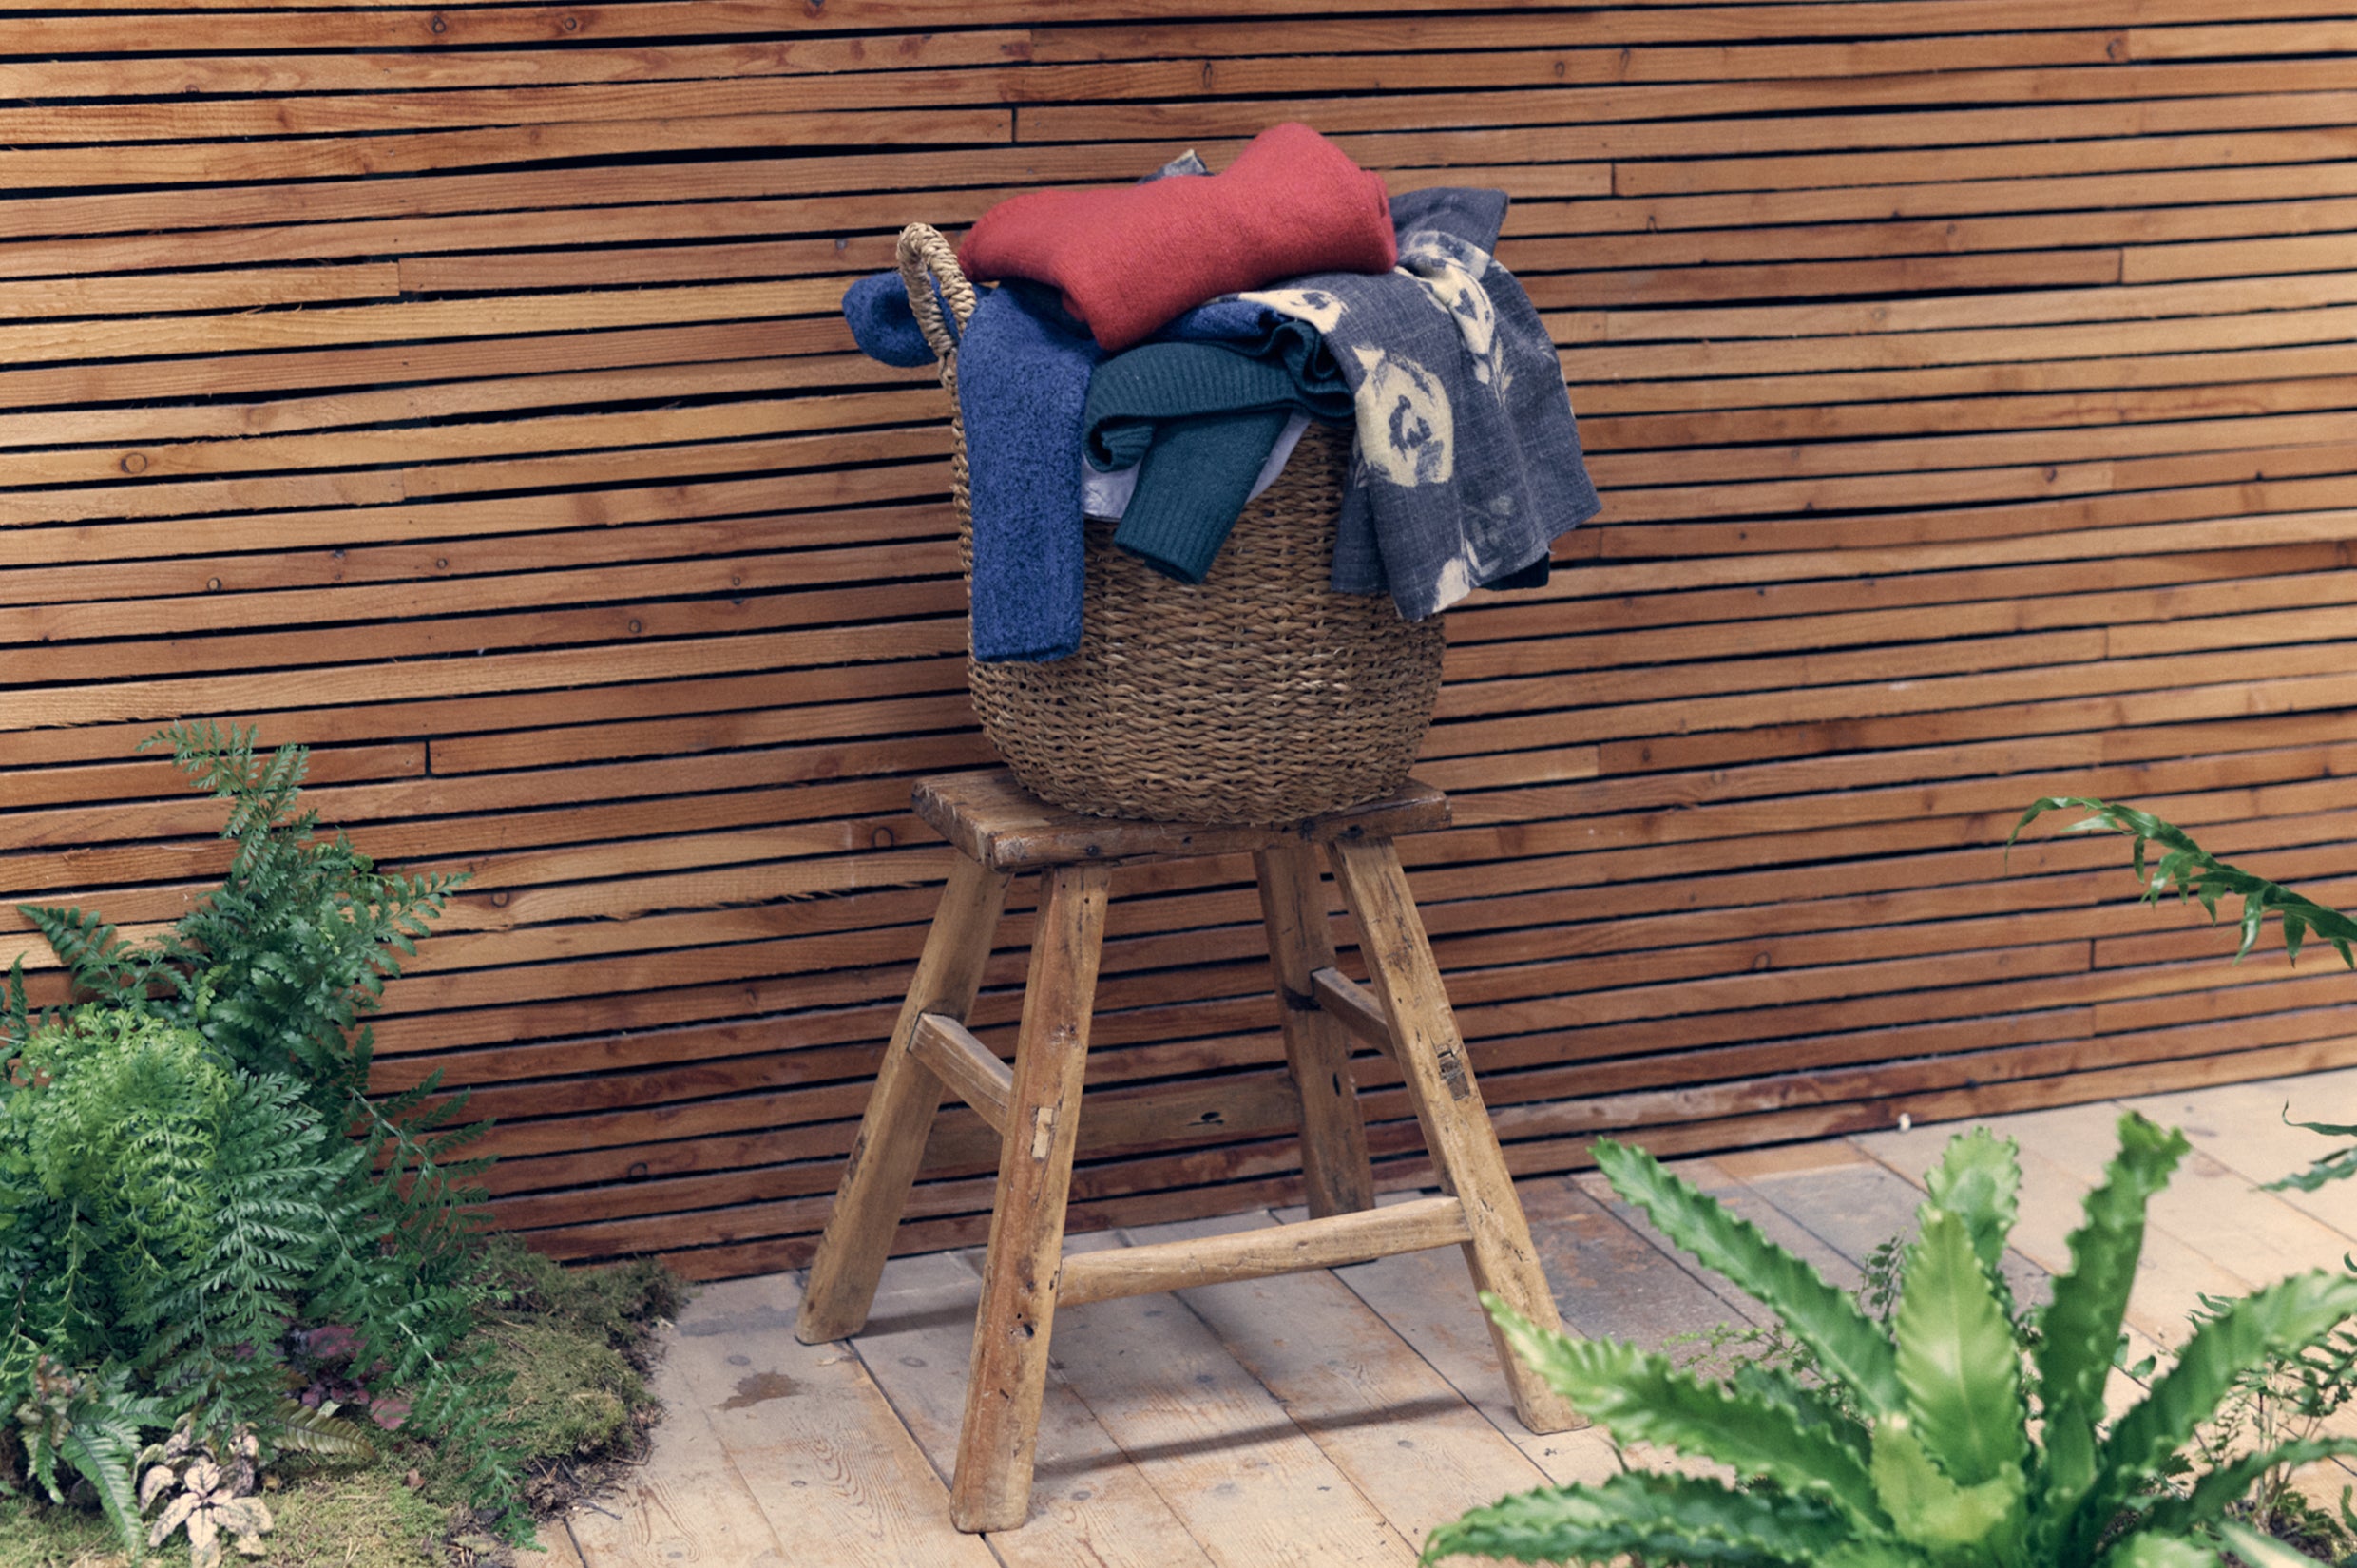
(896, 223), (978, 377)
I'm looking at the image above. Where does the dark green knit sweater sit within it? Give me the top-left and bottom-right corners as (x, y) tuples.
(1082, 320), (1354, 583)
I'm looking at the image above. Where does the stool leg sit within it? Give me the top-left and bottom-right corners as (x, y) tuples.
(1254, 841), (1375, 1218)
(950, 863), (1111, 1533)
(797, 854), (1013, 1345)
(1327, 836), (1583, 1436)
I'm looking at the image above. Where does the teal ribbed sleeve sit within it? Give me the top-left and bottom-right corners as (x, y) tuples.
(1083, 329), (1353, 583)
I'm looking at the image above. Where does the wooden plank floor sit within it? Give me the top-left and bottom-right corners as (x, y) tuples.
(553, 1066), (2357, 1567)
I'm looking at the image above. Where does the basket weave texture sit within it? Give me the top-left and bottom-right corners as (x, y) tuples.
(899, 222), (1446, 826)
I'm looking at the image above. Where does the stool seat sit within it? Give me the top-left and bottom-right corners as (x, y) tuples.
(795, 770), (1580, 1533)
(914, 768), (1452, 871)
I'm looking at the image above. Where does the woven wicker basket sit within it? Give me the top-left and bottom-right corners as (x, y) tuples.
(898, 222), (1446, 825)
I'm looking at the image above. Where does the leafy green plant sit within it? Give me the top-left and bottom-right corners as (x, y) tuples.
(139, 1420), (273, 1568)
(1427, 1116), (2357, 1566)
(2009, 798), (2357, 1561)
(2010, 797), (2357, 1199)
(4, 1233), (686, 1567)
(2176, 1287), (2357, 1562)
(2009, 797), (2357, 969)
(2, 1008), (355, 1433)
(1668, 1226), (1917, 1430)
(0, 724), (527, 1555)
(10, 1357), (163, 1557)
(2266, 1119), (2357, 1196)
(7, 721), (487, 1277)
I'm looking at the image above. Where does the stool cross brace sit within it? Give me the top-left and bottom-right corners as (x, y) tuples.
(794, 772), (1580, 1533)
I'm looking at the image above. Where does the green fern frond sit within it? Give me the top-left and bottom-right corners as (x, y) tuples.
(1486, 1296), (1886, 1531)
(2010, 797), (2357, 968)
(3, 955), (29, 1054)
(274, 1398), (376, 1462)
(1594, 1138), (1903, 1419)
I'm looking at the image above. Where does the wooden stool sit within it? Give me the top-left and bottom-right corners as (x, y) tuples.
(795, 770), (1580, 1532)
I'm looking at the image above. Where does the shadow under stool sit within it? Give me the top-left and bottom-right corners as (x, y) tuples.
(794, 768), (1580, 1532)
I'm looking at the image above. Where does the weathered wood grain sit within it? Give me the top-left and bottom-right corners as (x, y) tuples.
(7, 0), (2357, 1282)
(847, 1246), (1220, 1567)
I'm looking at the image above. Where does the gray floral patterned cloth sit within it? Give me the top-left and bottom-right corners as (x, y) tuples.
(1239, 187), (1600, 621)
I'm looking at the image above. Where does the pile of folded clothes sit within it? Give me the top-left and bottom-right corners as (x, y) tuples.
(844, 122), (1601, 664)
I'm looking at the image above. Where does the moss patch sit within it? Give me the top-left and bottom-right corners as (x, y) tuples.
(480, 1237), (688, 1354)
(0, 1493), (126, 1568)
(495, 1324), (640, 1458)
(263, 1466), (452, 1568)
(4, 1241), (688, 1568)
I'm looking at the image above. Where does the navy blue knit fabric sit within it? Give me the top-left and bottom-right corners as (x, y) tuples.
(956, 282), (1102, 662)
(840, 270), (950, 368)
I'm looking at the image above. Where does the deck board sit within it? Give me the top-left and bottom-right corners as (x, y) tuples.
(567, 1073), (2357, 1562)
(1127, 1209), (1549, 1561)
(1024, 1247), (1417, 1565)
(2123, 1069), (2357, 1237)
(849, 1246), (1216, 1568)
(648, 1273), (997, 1568)
(1319, 1221), (1625, 1487)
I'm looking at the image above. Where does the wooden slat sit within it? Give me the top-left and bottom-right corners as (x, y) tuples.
(1312, 967), (1397, 1058)
(629, 1272), (1002, 1568)
(1126, 1206), (1562, 1551)
(909, 1012), (1013, 1135)
(1056, 1195), (1470, 1308)
(912, 770), (1451, 872)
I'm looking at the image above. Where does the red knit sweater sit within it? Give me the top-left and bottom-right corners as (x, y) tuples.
(956, 123), (1396, 352)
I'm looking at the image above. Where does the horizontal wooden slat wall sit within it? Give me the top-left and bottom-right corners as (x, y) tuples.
(8, 2), (2357, 1279)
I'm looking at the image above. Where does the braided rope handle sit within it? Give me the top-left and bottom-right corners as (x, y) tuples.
(896, 222), (978, 380)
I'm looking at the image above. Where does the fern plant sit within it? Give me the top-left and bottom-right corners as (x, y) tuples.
(1427, 1116), (2357, 1567)
(0, 724), (527, 1551)
(7, 722), (486, 1271)
(2175, 1286), (2357, 1562)
(1, 1010), (353, 1431)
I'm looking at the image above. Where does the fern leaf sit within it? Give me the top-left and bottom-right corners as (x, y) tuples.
(2208, 1520), (2327, 1568)
(1891, 1208), (2029, 1491)
(2265, 1107), (2357, 1195)
(1730, 1361), (1873, 1471)
(48, 1367), (164, 1561)
(1918, 1128), (2022, 1325)
(2010, 796), (2357, 969)
(1423, 1469), (1858, 1568)
(2031, 1111), (2188, 1545)
(1868, 1415), (2022, 1557)
(63, 1416), (146, 1559)
(275, 1399), (376, 1462)
(2068, 1269), (2357, 1562)
(1486, 1297), (1885, 1531)
(2104, 1535), (2222, 1568)
(3, 955), (28, 1051)
(1594, 1138), (1903, 1418)
(2137, 1434), (2357, 1539)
